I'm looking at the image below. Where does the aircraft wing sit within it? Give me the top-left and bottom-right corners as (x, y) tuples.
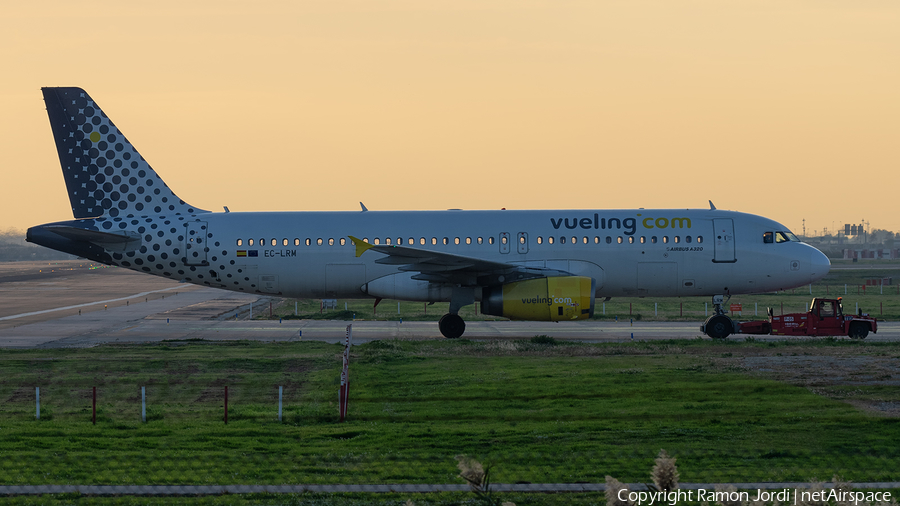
(348, 236), (567, 285)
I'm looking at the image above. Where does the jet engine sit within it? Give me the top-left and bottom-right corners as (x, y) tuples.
(480, 276), (595, 321)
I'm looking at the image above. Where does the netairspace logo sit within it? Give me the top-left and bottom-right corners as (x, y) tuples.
(619, 488), (893, 506)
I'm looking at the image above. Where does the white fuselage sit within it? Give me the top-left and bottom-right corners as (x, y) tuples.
(114, 208), (828, 301)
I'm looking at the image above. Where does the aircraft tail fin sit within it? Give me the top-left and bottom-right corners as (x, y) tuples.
(42, 87), (206, 219)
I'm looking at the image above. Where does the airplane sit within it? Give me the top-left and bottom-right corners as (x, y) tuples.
(27, 87), (831, 339)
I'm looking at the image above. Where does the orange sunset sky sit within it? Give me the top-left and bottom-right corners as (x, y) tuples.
(2, 1), (898, 235)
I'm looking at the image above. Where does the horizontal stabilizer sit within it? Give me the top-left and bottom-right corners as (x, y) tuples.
(44, 225), (141, 252)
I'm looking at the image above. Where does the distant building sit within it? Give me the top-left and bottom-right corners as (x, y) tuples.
(842, 248), (900, 260)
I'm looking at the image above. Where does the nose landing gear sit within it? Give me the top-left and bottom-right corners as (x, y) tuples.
(701, 294), (735, 339)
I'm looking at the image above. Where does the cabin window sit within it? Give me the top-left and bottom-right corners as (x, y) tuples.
(489, 237), (495, 245)
(628, 236), (634, 244)
(340, 238), (346, 246)
(663, 236), (669, 244)
(606, 236), (612, 244)
(294, 238), (300, 246)
(686, 236), (692, 243)
(454, 237), (460, 245)
(259, 238), (264, 246)
(763, 231), (774, 243)
(305, 238), (311, 246)
(537, 236), (543, 245)
(674, 236), (680, 243)
(317, 238), (323, 246)
(385, 238), (392, 245)
(466, 237), (472, 245)
(443, 237), (449, 245)
(431, 237), (437, 245)
(560, 236), (567, 244)
(640, 236), (646, 244)
(594, 236), (600, 244)
(651, 236), (657, 244)
(283, 238), (288, 246)
(374, 238), (380, 245)
(548, 236), (554, 244)
(420, 237), (426, 245)
(397, 238), (402, 245)
(617, 237), (623, 244)
(583, 236), (588, 244)
(571, 236), (577, 244)
(236, 239), (243, 246)
(248, 239), (254, 246)
(520, 236), (526, 245)
(696, 236), (703, 243)
(477, 237), (483, 244)
(328, 238), (334, 246)
(501, 236), (508, 245)
(409, 238), (414, 245)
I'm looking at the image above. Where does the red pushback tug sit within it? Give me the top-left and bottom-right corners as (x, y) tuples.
(736, 297), (877, 339)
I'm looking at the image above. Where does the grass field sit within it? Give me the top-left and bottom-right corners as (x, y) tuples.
(1, 338), (899, 504)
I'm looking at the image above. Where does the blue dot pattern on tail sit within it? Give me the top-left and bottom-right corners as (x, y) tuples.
(42, 87), (205, 220)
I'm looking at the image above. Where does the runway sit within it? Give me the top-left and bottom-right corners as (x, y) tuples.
(1, 261), (897, 348)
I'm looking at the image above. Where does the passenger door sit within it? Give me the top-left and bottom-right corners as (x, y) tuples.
(712, 218), (736, 263)
(185, 221), (208, 266)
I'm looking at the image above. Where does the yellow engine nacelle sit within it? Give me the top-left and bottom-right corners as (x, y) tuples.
(480, 276), (596, 321)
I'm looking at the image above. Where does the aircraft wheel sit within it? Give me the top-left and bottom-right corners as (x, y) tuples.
(705, 315), (733, 339)
(439, 313), (466, 339)
(848, 322), (868, 339)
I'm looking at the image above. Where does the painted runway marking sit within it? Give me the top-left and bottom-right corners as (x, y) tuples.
(0, 286), (186, 321)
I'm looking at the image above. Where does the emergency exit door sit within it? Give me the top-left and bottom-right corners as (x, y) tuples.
(712, 218), (736, 263)
(517, 232), (529, 254)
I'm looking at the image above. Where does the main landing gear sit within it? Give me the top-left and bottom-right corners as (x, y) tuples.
(702, 294), (735, 339)
(439, 287), (475, 339)
(439, 313), (466, 339)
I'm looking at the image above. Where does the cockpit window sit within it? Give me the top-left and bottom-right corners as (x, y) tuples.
(785, 232), (800, 242)
(775, 232), (789, 243)
(763, 231), (773, 243)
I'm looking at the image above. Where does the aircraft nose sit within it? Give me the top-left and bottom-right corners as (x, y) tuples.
(809, 248), (830, 283)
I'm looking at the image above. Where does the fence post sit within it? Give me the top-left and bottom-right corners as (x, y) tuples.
(603, 302), (605, 315)
(92, 387), (96, 425)
(278, 386), (283, 422)
(680, 302), (683, 317)
(35, 387), (40, 420)
(224, 386), (228, 424)
(295, 301), (298, 316)
(629, 303), (632, 315)
(141, 386), (146, 423)
(705, 303), (707, 317)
